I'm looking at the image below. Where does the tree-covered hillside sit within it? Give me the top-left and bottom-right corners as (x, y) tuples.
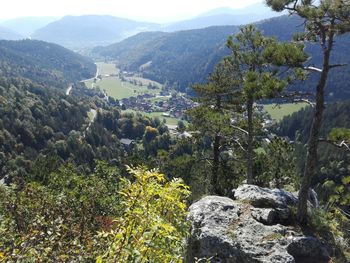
(93, 15), (350, 100)
(275, 101), (350, 142)
(0, 39), (169, 178)
(0, 39), (96, 89)
(274, 100), (350, 202)
(0, 46), (181, 259)
(93, 26), (239, 93)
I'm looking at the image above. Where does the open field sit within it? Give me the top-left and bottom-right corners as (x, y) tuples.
(94, 77), (161, 99)
(126, 76), (163, 89)
(84, 63), (162, 99)
(264, 102), (308, 121)
(95, 62), (118, 75)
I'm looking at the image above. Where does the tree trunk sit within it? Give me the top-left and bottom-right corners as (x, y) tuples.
(212, 94), (222, 194)
(212, 134), (221, 194)
(247, 98), (254, 184)
(297, 34), (333, 224)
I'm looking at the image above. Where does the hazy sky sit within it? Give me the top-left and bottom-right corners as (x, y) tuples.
(2, 0), (263, 22)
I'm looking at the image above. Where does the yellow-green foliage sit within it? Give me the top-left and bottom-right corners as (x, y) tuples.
(97, 166), (191, 263)
(329, 128), (350, 143)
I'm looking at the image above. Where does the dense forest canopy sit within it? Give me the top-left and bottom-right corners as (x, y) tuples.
(275, 101), (350, 142)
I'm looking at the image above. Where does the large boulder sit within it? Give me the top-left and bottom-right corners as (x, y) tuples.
(233, 184), (298, 208)
(185, 185), (331, 263)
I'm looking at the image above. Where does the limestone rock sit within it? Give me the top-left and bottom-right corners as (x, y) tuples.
(287, 237), (331, 262)
(186, 185), (330, 263)
(251, 208), (276, 225)
(234, 184), (298, 208)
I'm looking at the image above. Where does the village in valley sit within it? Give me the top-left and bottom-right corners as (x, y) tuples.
(119, 92), (197, 119)
(87, 62), (304, 139)
(88, 62), (198, 123)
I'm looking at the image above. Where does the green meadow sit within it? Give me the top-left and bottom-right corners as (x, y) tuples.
(84, 63), (162, 99)
(264, 102), (308, 121)
(95, 62), (119, 75)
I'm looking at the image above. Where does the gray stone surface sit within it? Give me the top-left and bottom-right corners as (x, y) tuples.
(251, 208), (276, 225)
(185, 185), (330, 263)
(287, 237), (330, 262)
(234, 184), (298, 208)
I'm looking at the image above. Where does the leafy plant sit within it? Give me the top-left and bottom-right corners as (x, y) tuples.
(97, 166), (190, 262)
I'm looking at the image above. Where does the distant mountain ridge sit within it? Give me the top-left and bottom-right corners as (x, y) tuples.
(93, 15), (350, 101)
(1, 5), (282, 49)
(162, 3), (282, 31)
(0, 26), (23, 40)
(31, 15), (160, 49)
(0, 17), (59, 37)
(199, 3), (276, 17)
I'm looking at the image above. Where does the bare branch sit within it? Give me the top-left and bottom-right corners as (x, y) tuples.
(279, 91), (314, 98)
(338, 207), (350, 218)
(304, 66), (323, 73)
(230, 124), (248, 135)
(292, 98), (315, 107)
(232, 139), (247, 152)
(219, 154), (245, 163)
(271, 92), (315, 107)
(329, 63), (348, 69)
(318, 138), (350, 151)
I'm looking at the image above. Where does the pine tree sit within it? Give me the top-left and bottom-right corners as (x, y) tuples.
(188, 62), (241, 194)
(226, 25), (307, 184)
(266, 0), (350, 223)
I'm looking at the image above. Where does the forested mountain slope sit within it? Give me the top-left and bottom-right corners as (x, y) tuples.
(0, 37), (174, 191)
(0, 39), (96, 89)
(93, 15), (350, 100)
(274, 100), (350, 192)
(93, 26), (239, 92)
(275, 100), (350, 142)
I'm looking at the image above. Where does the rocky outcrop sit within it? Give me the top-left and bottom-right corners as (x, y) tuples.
(186, 184), (330, 263)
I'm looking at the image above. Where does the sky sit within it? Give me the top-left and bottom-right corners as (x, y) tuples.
(1, 0), (263, 23)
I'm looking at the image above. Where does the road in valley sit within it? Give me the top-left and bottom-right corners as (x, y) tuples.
(65, 65), (100, 137)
